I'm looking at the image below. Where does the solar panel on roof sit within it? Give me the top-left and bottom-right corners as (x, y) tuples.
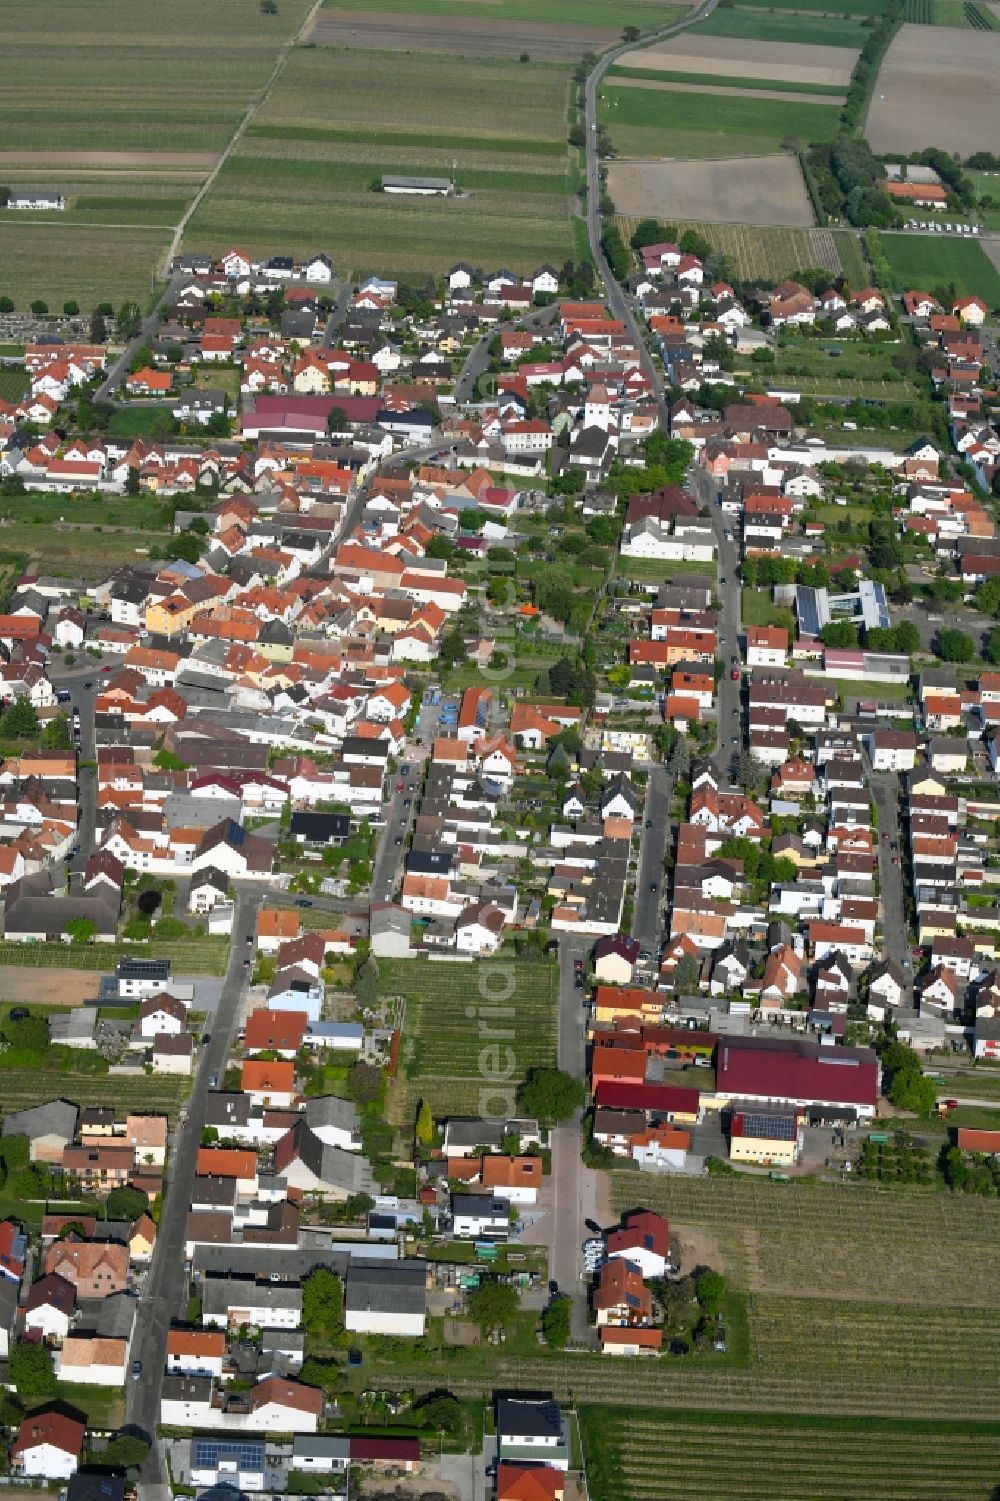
(741, 1112), (797, 1141)
(192, 1440), (265, 1469)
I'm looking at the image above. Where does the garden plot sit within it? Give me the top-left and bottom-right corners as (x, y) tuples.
(608, 154), (814, 226)
(866, 24), (1000, 155)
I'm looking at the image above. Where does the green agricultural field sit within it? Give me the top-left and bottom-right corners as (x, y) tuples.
(617, 220), (842, 281)
(377, 956), (559, 1121)
(607, 64), (846, 96)
(0, 1064), (189, 1124)
(185, 49), (576, 275)
(0, 369), (29, 403)
(0, 0), (316, 153)
(830, 227), (870, 287)
(321, 0), (688, 30)
(903, 0), (998, 24)
(581, 1409), (1000, 1501)
(0, 0), (318, 305)
(0, 520), (166, 577)
(734, 0), (884, 10)
(692, 6), (868, 44)
(599, 85), (841, 158)
(880, 233), (1000, 304)
(0, 223), (170, 312)
(0, 938), (230, 975)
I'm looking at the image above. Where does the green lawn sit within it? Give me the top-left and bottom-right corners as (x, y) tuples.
(599, 84), (841, 158)
(691, 7), (868, 44)
(742, 588), (794, 632)
(106, 406), (178, 439)
(880, 234), (1000, 305)
(0, 520), (168, 575)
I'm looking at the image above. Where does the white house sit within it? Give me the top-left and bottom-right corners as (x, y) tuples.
(866, 730), (917, 772)
(12, 1413), (85, 1480)
(454, 901), (505, 955)
(343, 1260), (426, 1338)
(138, 993), (188, 1038)
(605, 1211), (669, 1279)
(166, 1330), (226, 1379)
(745, 625), (787, 668)
(450, 1192), (509, 1239)
(55, 1336), (128, 1387)
(302, 253), (333, 284)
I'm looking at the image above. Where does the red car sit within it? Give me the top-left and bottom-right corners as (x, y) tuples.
(730, 668), (739, 681)
(943, 1099), (959, 1110)
(395, 780), (405, 792)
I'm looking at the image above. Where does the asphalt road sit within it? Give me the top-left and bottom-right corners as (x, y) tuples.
(868, 767), (912, 1002)
(454, 304), (557, 403)
(95, 277), (183, 402)
(710, 508), (743, 776)
(633, 765), (671, 950)
(127, 888), (252, 1487)
(322, 282), (356, 348)
(583, 0), (718, 425)
(557, 933), (590, 1081)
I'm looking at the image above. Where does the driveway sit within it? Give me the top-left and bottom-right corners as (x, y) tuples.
(518, 1124), (599, 1341)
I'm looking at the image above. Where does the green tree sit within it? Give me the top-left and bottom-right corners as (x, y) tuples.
(302, 1268), (344, 1342)
(106, 1185), (148, 1221)
(935, 628), (974, 663)
(0, 1134), (29, 1172)
(438, 626), (468, 669)
(468, 1278), (518, 1329)
(673, 952), (701, 992)
(1, 698), (39, 739)
(353, 958), (379, 1009)
(9, 1340), (56, 1398)
(518, 1067), (585, 1124)
(415, 1099), (434, 1146)
(695, 1269), (726, 1317)
(116, 300), (142, 339)
(818, 620), (858, 649)
(104, 1434), (150, 1469)
(347, 1060), (383, 1106)
(0, 296), (13, 314)
(542, 1294), (572, 1349)
(987, 628), (1000, 667)
(66, 916), (97, 944)
(63, 300), (80, 317)
(888, 1069), (936, 1114)
(30, 300), (49, 317)
(14, 1163), (50, 1200)
(90, 308), (107, 343)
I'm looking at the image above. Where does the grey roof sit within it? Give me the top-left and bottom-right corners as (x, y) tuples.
(0, 1276), (18, 1329)
(162, 1374), (212, 1403)
(202, 1279), (303, 1317)
(94, 1291), (138, 1339)
(304, 1095), (360, 1135)
(287, 1122), (375, 1194)
(451, 1193), (509, 1218)
(67, 1475), (125, 1501)
(292, 1436), (351, 1460)
(344, 1258), (426, 1318)
(193, 1245), (351, 1281)
(497, 1396), (563, 1441)
(4, 1098), (78, 1143)
(203, 1093), (255, 1131)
